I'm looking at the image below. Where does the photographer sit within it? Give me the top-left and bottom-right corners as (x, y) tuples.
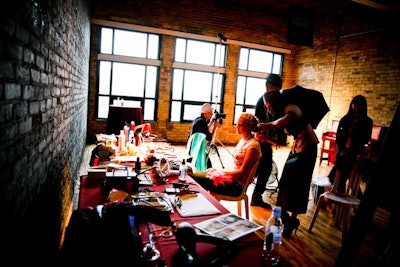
(188, 103), (219, 167)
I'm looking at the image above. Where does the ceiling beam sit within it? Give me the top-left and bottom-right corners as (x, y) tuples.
(352, 0), (397, 13)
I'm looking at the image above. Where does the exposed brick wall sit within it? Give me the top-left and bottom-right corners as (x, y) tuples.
(88, 0), (399, 146)
(0, 0), (90, 261)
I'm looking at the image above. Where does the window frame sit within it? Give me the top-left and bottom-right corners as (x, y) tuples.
(234, 47), (284, 123)
(95, 26), (162, 121)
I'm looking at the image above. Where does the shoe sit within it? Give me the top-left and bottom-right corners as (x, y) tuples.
(283, 217), (300, 237)
(250, 198), (272, 209)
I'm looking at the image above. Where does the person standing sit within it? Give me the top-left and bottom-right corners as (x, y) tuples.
(251, 74), (284, 208)
(259, 89), (319, 237)
(329, 95), (373, 193)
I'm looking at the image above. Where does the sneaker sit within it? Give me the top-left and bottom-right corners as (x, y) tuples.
(250, 198), (272, 209)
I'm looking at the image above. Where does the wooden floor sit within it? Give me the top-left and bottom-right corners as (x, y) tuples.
(187, 143), (391, 267)
(77, 142), (391, 267)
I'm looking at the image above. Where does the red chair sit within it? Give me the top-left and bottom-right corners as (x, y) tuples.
(319, 120), (339, 165)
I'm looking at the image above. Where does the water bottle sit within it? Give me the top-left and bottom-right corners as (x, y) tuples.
(263, 207), (283, 266)
(179, 159), (187, 182)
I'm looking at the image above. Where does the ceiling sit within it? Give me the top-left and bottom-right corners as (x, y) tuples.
(231, 0), (399, 17)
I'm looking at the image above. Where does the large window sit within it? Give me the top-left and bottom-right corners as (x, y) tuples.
(234, 48), (283, 123)
(171, 38), (227, 122)
(96, 27), (161, 121)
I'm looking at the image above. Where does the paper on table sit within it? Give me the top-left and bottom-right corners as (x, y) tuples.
(174, 193), (221, 217)
(194, 213), (263, 241)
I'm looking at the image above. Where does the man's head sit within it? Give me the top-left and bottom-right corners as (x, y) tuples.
(265, 74), (282, 92)
(200, 103), (213, 120)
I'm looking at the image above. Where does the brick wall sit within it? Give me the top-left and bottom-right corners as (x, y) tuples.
(0, 0), (90, 261)
(88, 0), (400, 146)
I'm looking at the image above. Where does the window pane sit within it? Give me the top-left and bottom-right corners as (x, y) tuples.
(175, 39), (186, 62)
(148, 34), (160, 59)
(171, 101), (182, 122)
(100, 28), (113, 54)
(248, 50), (272, 72)
(272, 54), (282, 74)
(186, 40), (215, 65)
(215, 45), (226, 67)
(236, 76), (246, 105)
(144, 99), (155, 120)
(234, 105), (243, 124)
(99, 61), (111, 95)
(114, 30), (147, 58)
(145, 66), (157, 97)
(245, 77), (266, 105)
(98, 96), (110, 118)
(172, 69), (184, 100)
(239, 48), (249, 70)
(212, 73), (224, 104)
(112, 63), (145, 97)
(183, 71), (212, 101)
(183, 104), (202, 121)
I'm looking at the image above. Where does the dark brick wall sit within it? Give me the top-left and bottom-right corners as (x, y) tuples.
(88, 0), (400, 145)
(0, 0), (90, 262)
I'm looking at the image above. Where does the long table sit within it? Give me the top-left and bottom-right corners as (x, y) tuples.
(79, 145), (291, 266)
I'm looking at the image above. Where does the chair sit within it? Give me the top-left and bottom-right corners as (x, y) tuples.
(186, 133), (208, 173)
(210, 156), (261, 219)
(134, 123), (152, 135)
(319, 119), (339, 165)
(308, 156), (371, 243)
(364, 125), (382, 161)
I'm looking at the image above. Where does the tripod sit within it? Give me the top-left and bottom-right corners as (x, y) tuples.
(206, 128), (231, 169)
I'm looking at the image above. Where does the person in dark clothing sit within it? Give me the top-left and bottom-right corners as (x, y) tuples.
(329, 95), (373, 193)
(259, 89), (319, 237)
(251, 74), (284, 208)
(188, 103), (218, 168)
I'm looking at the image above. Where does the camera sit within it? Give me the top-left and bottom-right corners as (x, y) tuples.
(212, 110), (226, 120)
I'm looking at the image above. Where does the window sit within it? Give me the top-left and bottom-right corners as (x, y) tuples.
(96, 27), (161, 121)
(171, 38), (227, 122)
(234, 48), (283, 123)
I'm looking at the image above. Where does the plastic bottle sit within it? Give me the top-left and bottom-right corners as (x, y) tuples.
(179, 159), (187, 182)
(263, 207), (283, 266)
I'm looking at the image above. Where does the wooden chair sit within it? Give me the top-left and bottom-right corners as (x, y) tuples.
(210, 156), (261, 219)
(308, 156), (372, 243)
(319, 119), (339, 165)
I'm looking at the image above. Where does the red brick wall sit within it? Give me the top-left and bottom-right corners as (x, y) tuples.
(88, 0), (400, 145)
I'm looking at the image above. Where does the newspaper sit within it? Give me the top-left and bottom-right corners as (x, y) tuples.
(194, 213), (263, 241)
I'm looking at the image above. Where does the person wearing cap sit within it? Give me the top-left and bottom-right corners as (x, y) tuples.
(188, 103), (218, 168)
(188, 103), (217, 142)
(251, 74), (284, 208)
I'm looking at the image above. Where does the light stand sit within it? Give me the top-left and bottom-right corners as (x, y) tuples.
(206, 33), (232, 169)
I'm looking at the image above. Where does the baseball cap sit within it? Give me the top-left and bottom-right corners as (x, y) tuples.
(200, 103), (213, 113)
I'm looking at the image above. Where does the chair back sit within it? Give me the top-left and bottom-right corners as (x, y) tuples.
(332, 156), (373, 197)
(186, 133), (208, 173)
(239, 156), (261, 193)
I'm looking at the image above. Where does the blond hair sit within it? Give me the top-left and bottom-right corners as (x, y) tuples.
(239, 113), (259, 132)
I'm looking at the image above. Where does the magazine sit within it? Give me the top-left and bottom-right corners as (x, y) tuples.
(194, 213), (263, 241)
